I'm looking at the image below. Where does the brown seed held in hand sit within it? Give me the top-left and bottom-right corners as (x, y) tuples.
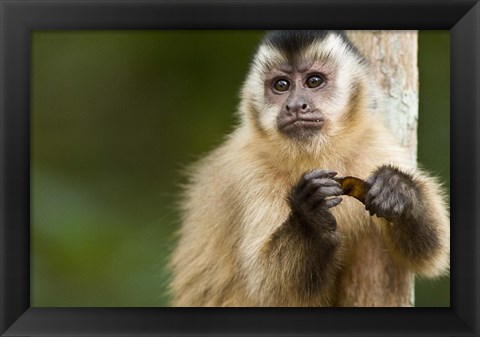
(334, 176), (367, 203)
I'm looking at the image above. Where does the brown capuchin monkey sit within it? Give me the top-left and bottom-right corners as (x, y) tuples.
(169, 30), (450, 306)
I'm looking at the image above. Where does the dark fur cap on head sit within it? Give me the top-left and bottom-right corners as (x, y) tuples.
(262, 30), (362, 60)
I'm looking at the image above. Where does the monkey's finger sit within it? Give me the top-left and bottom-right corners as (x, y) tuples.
(324, 197), (342, 209)
(306, 186), (343, 208)
(318, 185), (344, 198)
(367, 195), (387, 217)
(304, 169), (337, 181)
(369, 183), (396, 211)
(363, 176), (378, 207)
(364, 190), (374, 209)
(364, 178), (385, 207)
(364, 194), (374, 213)
(296, 169), (333, 192)
(297, 169), (328, 190)
(367, 179), (384, 197)
(298, 178), (340, 201)
(366, 201), (377, 216)
(364, 174), (377, 191)
(296, 179), (321, 201)
(308, 185), (343, 202)
(314, 178), (342, 188)
(326, 171), (338, 178)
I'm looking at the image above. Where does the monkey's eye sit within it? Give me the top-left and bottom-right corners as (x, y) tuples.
(306, 75), (325, 88)
(273, 79), (290, 92)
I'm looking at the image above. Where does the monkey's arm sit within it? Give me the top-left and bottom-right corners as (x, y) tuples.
(252, 170), (343, 306)
(365, 165), (450, 277)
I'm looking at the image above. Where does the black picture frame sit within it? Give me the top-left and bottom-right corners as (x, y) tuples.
(1, 0), (478, 336)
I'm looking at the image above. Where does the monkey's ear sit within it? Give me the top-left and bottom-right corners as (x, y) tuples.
(335, 176), (366, 203)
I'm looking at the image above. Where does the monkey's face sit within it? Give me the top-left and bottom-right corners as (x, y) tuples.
(264, 62), (335, 140)
(242, 31), (366, 144)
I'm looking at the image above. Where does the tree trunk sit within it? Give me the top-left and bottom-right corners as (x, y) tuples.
(346, 30), (418, 306)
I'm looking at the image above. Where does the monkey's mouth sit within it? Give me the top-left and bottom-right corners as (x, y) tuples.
(279, 117), (325, 136)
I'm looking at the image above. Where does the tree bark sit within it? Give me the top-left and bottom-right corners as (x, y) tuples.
(346, 30), (418, 306)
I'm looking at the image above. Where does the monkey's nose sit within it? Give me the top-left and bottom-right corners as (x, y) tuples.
(286, 101), (310, 114)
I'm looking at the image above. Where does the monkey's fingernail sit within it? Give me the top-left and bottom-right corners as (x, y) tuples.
(333, 187), (343, 195)
(325, 197), (342, 209)
(329, 180), (342, 188)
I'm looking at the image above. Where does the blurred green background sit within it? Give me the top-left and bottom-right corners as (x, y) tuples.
(31, 30), (449, 307)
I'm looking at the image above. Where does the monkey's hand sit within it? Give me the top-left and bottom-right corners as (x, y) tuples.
(364, 165), (418, 220)
(288, 170), (343, 231)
